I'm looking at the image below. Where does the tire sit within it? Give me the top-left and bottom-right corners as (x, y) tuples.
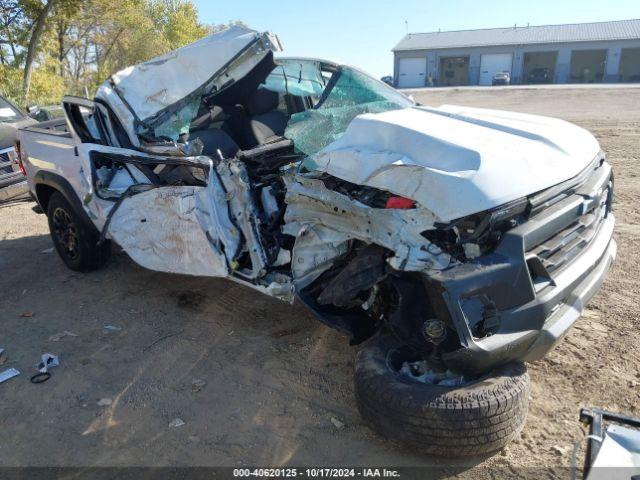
(354, 334), (530, 457)
(46, 191), (111, 272)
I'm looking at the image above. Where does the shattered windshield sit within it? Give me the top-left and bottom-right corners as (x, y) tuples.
(287, 68), (413, 156)
(266, 60), (414, 156)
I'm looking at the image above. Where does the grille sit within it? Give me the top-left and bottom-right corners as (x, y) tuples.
(0, 149), (14, 175)
(529, 203), (606, 276)
(525, 163), (611, 284)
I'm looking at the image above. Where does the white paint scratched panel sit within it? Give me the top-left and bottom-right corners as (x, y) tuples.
(107, 186), (228, 277)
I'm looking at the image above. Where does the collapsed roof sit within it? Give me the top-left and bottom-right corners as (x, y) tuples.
(95, 25), (282, 141)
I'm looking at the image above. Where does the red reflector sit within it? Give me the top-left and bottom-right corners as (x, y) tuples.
(17, 158), (26, 176)
(385, 196), (415, 209)
(14, 142), (26, 176)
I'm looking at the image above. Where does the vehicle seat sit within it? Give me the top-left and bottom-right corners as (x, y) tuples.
(189, 105), (226, 132)
(244, 88), (288, 147)
(220, 104), (247, 147)
(189, 128), (239, 159)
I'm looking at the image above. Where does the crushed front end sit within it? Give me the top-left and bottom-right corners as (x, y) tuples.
(425, 154), (615, 374)
(287, 153), (615, 376)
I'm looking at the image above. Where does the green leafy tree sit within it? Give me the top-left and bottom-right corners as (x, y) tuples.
(23, 0), (57, 98)
(0, 0), (238, 107)
(0, 0), (28, 66)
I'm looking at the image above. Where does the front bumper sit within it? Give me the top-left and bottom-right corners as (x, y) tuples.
(427, 160), (616, 374)
(0, 146), (28, 201)
(0, 179), (28, 201)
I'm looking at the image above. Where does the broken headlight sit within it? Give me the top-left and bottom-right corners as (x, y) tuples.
(319, 174), (417, 210)
(424, 198), (529, 261)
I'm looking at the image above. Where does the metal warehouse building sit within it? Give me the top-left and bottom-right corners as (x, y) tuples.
(393, 19), (640, 88)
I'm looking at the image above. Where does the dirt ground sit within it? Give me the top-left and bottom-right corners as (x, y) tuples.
(0, 86), (639, 476)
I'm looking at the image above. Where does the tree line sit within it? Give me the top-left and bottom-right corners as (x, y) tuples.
(1, 0), (240, 108)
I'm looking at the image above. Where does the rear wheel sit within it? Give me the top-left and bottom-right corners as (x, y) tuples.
(46, 192), (111, 271)
(354, 334), (530, 456)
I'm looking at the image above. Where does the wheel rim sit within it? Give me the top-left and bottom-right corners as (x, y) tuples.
(386, 346), (474, 387)
(52, 207), (79, 260)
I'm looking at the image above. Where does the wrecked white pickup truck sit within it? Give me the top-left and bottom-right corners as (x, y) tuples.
(18, 26), (616, 456)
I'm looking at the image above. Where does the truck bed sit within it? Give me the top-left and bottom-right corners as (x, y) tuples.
(18, 115), (84, 209)
(20, 117), (70, 137)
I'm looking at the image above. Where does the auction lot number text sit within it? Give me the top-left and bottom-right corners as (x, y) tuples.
(233, 468), (401, 478)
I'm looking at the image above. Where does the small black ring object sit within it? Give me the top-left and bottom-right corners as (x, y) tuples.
(30, 372), (51, 384)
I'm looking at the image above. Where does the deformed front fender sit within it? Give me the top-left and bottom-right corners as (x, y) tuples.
(283, 175), (452, 288)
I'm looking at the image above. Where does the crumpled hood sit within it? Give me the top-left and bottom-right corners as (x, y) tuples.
(313, 105), (601, 222)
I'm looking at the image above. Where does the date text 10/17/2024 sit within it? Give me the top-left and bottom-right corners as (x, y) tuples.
(233, 468), (401, 478)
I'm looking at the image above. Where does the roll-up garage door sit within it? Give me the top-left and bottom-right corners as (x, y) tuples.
(398, 58), (426, 88)
(479, 53), (513, 86)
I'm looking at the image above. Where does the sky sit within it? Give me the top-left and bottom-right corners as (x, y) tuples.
(192, 0), (640, 78)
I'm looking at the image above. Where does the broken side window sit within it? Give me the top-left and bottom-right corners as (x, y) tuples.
(153, 98), (200, 140)
(263, 60), (328, 99)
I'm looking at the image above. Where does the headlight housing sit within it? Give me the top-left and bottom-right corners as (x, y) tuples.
(423, 198), (529, 261)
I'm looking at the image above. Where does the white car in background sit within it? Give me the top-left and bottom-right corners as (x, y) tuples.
(492, 71), (511, 85)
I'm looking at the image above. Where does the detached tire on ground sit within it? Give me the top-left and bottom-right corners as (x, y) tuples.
(46, 192), (111, 272)
(354, 334), (530, 456)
